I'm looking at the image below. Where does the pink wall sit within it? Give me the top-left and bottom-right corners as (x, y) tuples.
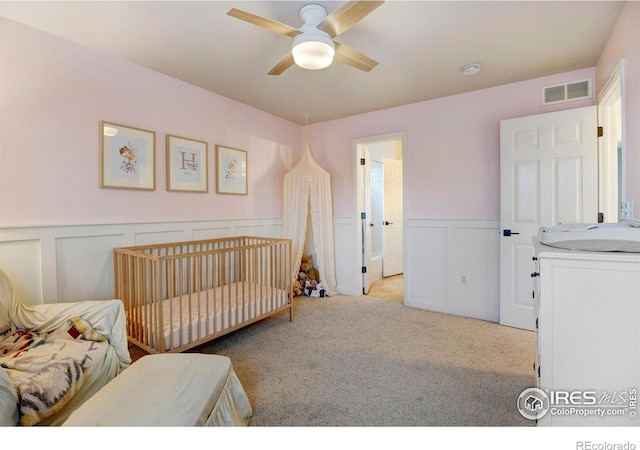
(0, 17), (300, 227)
(308, 68), (596, 219)
(596, 1), (640, 216)
(3, 12), (626, 227)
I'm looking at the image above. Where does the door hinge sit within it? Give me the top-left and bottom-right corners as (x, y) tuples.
(361, 212), (366, 219)
(598, 126), (604, 137)
(361, 266), (367, 273)
(360, 158), (366, 165)
(598, 212), (604, 223)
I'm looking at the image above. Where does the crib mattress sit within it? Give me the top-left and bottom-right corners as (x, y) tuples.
(63, 353), (253, 426)
(537, 221), (640, 252)
(131, 281), (288, 350)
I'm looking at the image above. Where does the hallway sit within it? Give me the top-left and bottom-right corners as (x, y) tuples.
(367, 274), (403, 302)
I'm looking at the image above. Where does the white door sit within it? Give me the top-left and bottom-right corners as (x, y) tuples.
(383, 158), (403, 276)
(499, 106), (598, 330)
(360, 145), (373, 294)
(597, 61), (624, 222)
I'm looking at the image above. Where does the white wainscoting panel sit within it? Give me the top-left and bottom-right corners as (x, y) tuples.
(406, 225), (450, 310)
(333, 216), (500, 323)
(133, 230), (187, 247)
(406, 219), (500, 323)
(191, 226), (233, 241)
(0, 238), (42, 306)
(0, 219), (282, 304)
(56, 234), (124, 302)
(455, 226), (500, 320)
(1, 217), (500, 323)
(333, 217), (358, 296)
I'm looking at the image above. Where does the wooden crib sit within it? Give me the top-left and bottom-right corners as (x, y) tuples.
(114, 236), (293, 354)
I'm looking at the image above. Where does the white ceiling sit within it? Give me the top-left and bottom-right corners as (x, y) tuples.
(0, 1), (626, 124)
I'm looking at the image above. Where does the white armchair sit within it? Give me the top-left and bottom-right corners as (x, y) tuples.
(0, 268), (130, 426)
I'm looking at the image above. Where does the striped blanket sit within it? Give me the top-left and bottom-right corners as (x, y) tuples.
(0, 317), (108, 426)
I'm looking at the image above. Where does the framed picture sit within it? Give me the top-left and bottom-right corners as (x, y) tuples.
(215, 145), (247, 195)
(100, 121), (155, 190)
(166, 135), (208, 193)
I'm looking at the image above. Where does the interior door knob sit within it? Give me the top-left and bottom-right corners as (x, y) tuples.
(383, 221), (393, 225)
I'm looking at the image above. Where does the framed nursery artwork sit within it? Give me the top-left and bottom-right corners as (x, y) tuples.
(166, 134), (208, 193)
(100, 121), (155, 190)
(215, 145), (247, 195)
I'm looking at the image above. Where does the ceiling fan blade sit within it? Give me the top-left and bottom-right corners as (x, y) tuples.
(226, 8), (301, 38)
(268, 53), (295, 76)
(318, 1), (384, 38)
(334, 42), (378, 72)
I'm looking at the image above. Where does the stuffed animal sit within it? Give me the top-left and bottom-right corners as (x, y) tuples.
(292, 279), (303, 296)
(304, 280), (326, 298)
(300, 255), (320, 283)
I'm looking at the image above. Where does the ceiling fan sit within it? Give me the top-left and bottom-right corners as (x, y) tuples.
(226, 1), (384, 75)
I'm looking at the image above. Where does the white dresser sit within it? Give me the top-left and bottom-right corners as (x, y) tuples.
(532, 238), (640, 426)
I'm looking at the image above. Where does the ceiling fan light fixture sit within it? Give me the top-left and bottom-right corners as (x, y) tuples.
(227, 2), (382, 75)
(291, 31), (335, 70)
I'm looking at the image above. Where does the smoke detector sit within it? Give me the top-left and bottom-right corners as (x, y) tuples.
(463, 63), (480, 76)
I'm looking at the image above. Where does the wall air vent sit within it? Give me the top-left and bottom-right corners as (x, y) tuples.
(541, 78), (592, 105)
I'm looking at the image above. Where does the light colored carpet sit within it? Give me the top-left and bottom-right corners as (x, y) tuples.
(130, 294), (536, 427)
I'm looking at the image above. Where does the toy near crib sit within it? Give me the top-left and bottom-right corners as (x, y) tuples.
(298, 255), (326, 298)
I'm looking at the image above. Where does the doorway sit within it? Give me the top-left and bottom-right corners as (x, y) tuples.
(598, 59), (626, 222)
(367, 274), (404, 302)
(354, 132), (406, 300)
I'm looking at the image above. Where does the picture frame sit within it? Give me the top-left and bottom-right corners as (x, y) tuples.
(166, 134), (208, 193)
(215, 145), (247, 195)
(100, 121), (155, 190)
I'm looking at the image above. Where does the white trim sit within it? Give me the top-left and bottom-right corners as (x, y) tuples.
(0, 218), (283, 305)
(353, 131), (408, 298)
(596, 59), (626, 221)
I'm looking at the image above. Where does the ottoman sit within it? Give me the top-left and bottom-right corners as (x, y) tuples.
(63, 353), (253, 426)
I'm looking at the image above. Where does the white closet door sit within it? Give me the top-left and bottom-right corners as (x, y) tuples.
(499, 106), (598, 330)
(382, 158), (403, 277)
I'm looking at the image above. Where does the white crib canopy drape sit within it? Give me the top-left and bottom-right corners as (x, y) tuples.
(283, 144), (337, 296)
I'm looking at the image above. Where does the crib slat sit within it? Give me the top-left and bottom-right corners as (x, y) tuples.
(114, 236), (293, 354)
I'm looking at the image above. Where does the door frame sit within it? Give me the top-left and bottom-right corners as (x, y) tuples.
(597, 59), (626, 222)
(353, 131), (407, 297)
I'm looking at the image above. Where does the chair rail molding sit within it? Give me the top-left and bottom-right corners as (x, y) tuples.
(0, 218), (283, 305)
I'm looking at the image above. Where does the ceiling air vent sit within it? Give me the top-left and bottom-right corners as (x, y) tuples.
(541, 78), (592, 105)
